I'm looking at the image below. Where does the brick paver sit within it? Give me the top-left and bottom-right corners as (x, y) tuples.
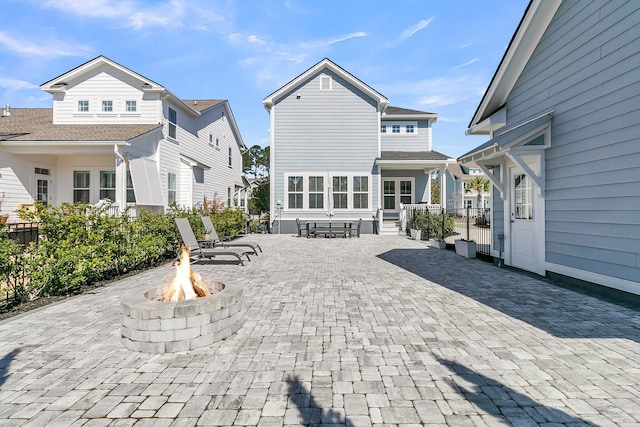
(1, 234), (639, 426)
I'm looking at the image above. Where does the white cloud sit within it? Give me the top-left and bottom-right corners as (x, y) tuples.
(0, 31), (91, 58)
(455, 58), (479, 69)
(399, 18), (434, 42)
(0, 77), (38, 91)
(248, 35), (266, 45)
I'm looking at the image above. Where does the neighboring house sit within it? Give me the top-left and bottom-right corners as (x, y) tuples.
(262, 58), (454, 234)
(0, 56), (246, 222)
(445, 162), (491, 214)
(460, 0), (640, 294)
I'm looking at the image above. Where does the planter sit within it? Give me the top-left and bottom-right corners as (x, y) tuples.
(410, 229), (422, 240)
(430, 239), (446, 249)
(0, 215), (8, 224)
(454, 239), (476, 258)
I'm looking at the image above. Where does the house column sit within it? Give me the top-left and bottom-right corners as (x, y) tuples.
(114, 145), (127, 211)
(440, 166), (447, 209)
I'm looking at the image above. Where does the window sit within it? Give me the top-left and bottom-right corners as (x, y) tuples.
(380, 124), (387, 133)
(383, 180), (395, 210)
(514, 174), (533, 220)
(288, 176), (303, 209)
(209, 134), (213, 144)
(392, 125), (400, 133)
(168, 172), (176, 205)
(126, 171), (136, 203)
(228, 147), (233, 167)
(216, 138), (219, 148)
(34, 167), (50, 175)
(73, 171), (90, 203)
(125, 100), (137, 112)
(308, 176), (324, 209)
(400, 181), (412, 204)
(102, 100), (113, 112)
(227, 187), (232, 207)
(406, 125), (415, 133)
(168, 108), (177, 139)
(36, 179), (48, 206)
(332, 176), (348, 209)
(320, 75), (332, 90)
(78, 100), (89, 112)
(99, 170), (116, 201)
(353, 176), (368, 209)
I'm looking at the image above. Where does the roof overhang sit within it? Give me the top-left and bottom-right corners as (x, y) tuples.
(459, 111), (553, 165)
(468, 0), (562, 129)
(382, 113), (439, 122)
(262, 58), (389, 111)
(375, 159), (456, 170)
(0, 140), (130, 155)
(180, 154), (210, 170)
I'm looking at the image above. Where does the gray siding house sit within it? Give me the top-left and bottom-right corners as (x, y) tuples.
(263, 58), (454, 234)
(461, 0), (640, 294)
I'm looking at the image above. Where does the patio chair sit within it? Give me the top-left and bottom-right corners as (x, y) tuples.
(295, 218), (308, 237)
(350, 218), (362, 238)
(175, 218), (250, 265)
(200, 216), (262, 255)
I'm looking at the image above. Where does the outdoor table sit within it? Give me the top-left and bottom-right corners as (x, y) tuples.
(306, 222), (353, 238)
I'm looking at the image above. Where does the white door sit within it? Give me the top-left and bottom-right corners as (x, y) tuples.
(34, 168), (53, 206)
(509, 166), (537, 272)
(383, 178), (413, 213)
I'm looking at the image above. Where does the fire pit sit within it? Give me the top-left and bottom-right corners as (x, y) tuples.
(120, 247), (245, 353)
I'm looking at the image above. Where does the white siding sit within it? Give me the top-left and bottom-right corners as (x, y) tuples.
(52, 65), (161, 124)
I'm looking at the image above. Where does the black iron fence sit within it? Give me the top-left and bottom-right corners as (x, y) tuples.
(447, 207), (492, 256)
(3, 222), (40, 249)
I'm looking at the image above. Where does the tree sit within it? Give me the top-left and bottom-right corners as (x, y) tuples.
(466, 176), (490, 209)
(248, 179), (269, 214)
(242, 145), (269, 178)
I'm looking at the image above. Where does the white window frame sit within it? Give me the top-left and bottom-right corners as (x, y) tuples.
(383, 121), (418, 135)
(167, 172), (177, 205)
(308, 176), (325, 210)
(126, 170), (136, 203)
(125, 100), (137, 112)
(392, 125), (400, 133)
(78, 100), (89, 112)
(168, 108), (177, 139)
(380, 124), (387, 134)
(283, 173), (371, 212)
(228, 147), (233, 168)
(73, 170), (91, 203)
(352, 176), (369, 210)
(406, 124), (415, 133)
(331, 176), (349, 210)
(102, 100), (113, 112)
(99, 170), (116, 201)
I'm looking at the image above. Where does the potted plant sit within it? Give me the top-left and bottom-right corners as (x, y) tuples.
(455, 239), (476, 258)
(428, 210), (448, 249)
(0, 192), (8, 224)
(411, 210), (426, 240)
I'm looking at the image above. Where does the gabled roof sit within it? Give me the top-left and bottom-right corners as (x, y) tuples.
(183, 100), (225, 112)
(262, 58), (389, 110)
(0, 108), (160, 142)
(383, 106), (438, 122)
(467, 0), (562, 134)
(40, 55), (204, 116)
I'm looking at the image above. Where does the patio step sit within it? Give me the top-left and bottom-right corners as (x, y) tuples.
(379, 220), (402, 235)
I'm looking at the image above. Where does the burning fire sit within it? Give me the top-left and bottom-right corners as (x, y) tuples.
(165, 246), (211, 302)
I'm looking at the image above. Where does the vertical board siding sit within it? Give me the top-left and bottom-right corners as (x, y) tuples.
(505, 0), (640, 282)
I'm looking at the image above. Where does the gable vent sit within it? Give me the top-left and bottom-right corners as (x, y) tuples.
(320, 76), (332, 90)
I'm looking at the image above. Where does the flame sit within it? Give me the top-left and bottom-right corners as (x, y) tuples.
(166, 246), (210, 302)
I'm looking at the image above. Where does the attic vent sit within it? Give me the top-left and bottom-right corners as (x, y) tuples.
(320, 76), (332, 90)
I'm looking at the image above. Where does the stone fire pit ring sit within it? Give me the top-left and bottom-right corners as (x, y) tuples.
(121, 282), (245, 353)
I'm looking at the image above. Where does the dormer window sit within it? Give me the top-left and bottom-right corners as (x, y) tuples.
(320, 75), (332, 90)
(102, 100), (113, 112)
(78, 100), (89, 112)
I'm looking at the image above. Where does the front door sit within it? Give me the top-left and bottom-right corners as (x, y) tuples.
(383, 178), (413, 213)
(34, 167), (53, 206)
(509, 166), (537, 272)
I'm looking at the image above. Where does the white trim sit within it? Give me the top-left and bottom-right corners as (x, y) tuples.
(283, 172), (372, 212)
(545, 262), (640, 296)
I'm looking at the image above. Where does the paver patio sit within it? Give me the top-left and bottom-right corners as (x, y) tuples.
(0, 234), (639, 426)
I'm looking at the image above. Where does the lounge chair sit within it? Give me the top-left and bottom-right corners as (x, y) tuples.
(200, 216), (262, 255)
(175, 218), (250, 265)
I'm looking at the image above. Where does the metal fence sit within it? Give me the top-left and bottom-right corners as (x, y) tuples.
(2, 222), (40, 249)
(447, 207), (492, 256)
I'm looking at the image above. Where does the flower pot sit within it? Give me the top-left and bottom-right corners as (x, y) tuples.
(454, 239), (476, 258)
(0, 215), (8, 224)
(430, 239), (446, 249)
(410, 229), (421, 240)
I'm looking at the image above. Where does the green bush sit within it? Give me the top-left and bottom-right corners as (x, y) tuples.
(9, 201), (248, 301)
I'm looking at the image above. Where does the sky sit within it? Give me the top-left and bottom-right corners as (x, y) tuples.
(1, 0), (529, 158)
